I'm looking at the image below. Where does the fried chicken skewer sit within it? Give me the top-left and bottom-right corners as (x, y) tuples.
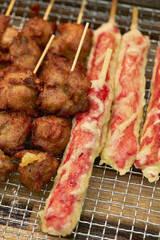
(134, 46), (160, 182)
(101, 7), (150, 174)
(48, 0), (92, 62)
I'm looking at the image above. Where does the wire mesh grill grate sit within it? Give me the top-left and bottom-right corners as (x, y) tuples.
(0, 0), (160, 239)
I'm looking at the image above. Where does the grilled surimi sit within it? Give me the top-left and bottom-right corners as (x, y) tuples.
(135, 46), (160, 182)
(39, 48), (112, 236)
(101, 9), (150, 174)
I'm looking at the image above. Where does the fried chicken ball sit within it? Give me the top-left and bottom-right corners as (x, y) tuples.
(31, 116), (71, 155)
(1, 26), (18, 50)
(9, 34), (41, 70)
(16, 150), (59, 191)
(0, 67), (39, 116)
(48, 22), (92, 61)
(22, 17), (56, 47)
(0, 112), (32, 155)
(37, 66), (91, 116)
(0, 149), (17, 182)
(0, 14), (10, 40)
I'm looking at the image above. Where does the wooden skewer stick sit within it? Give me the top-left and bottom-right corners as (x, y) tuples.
(108, 0), (118, 24)
(130, 7), (138, 30)
(99, 48), (113, 84)
(77, 0), (86, 24)
(33, 34), (55, 74)
(71, 22), (89, 72)
(43, 0), (55, 21)
(5, 0), (16, 16)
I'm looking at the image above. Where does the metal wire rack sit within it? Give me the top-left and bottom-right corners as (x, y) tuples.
(0, 0), (160, 239)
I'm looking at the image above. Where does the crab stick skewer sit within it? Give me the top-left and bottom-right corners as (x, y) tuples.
(87, 0), (121, 152)
(101, 7), (150, 175)
(39, 48), (112, 236)
(135, 47), (160, 182)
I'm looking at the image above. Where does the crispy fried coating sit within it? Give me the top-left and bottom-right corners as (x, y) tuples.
(49, 22), (92, 61)
(0, 149), (17, 182)
(1, 26), (18, 50)
(0, 68), (39, 116)
(0, 14), (10, 40)
(16, 150), (59, 191)
(31, 116), (71, 155)
(22, 17), (56, 47)
(9, 34), (41, 70)
(37, 55), (91, 116)
(37, 65), (91, 116)
(0, 112), (32, 155)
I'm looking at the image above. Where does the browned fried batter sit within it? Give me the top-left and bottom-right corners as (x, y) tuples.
(31, 116), (71, 155)
(16, 150), (59, 191)
(0, 68), (39, 116)
(0, 149), (17, 182)
(1, 26), (18, 50)
(37, 63), (91, 116)
(0, 14), (10, 40)
(30, 3), (40, 17)
(0, 112), (32, 155)
(48, 22), (92, 61)
(9, 34), (41, 70)
(22, 17), (56, 47)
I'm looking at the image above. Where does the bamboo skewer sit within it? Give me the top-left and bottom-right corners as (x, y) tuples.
(70, 22), (89, 72)
(130, 7), (138, 30)
(77, 0), (86, 24)
(5, 0), (16, 16)
(108, 0), (118, 24)
(33, 34), (55, 74)
(43, 0), (55, 20)
(99, 48), (113, 84)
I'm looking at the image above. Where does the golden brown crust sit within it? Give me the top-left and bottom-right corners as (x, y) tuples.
(9, 34), (41, 70)
(1, 27), (18, 50)
(0, 68), (39, 116)
(0, 111), (32, 155)
(31, 116), (71, 155)
(22, 17), (56, 47)
(37, 57), (91, 116)
(0, 149), (17, 182)
(0, 14), (10, 40)
(49, 22), (92, 61)
(16, 150), (59, 191)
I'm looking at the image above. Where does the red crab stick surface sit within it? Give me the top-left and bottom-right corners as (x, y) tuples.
(87, 0), (121, 150)
(135, 46), (160, 182)
(39, 48), (112, 236)
(101, 7), (150, 175)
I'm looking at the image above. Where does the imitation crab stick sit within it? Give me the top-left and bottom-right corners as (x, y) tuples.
(135, 46), (160, 182)
(101, 7), (150, 175)
(39, 48), (112, 236)
(87, 0), (121, 151)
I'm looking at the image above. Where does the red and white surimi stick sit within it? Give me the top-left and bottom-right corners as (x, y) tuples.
(101, 7), (150, 174)
(135, 46), (160, 182)
(87, 0), (121, 152)
(39, 48), (112, 236)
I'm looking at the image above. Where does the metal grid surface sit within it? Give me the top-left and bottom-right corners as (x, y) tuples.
(0, 0), (160, 239)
